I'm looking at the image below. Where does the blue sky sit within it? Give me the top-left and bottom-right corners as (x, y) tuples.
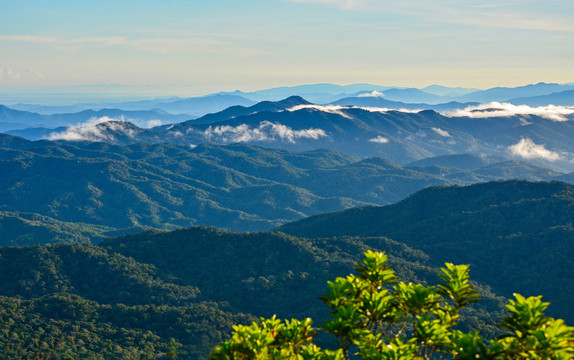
(1, 0), (573, 100)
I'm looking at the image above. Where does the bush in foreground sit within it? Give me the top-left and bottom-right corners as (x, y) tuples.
(210, 251), (574, 360)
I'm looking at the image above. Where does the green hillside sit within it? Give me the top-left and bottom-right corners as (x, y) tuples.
(0, 139), (562, 244)
(278, 180), (574, 322)
(0, 211), (112, 246)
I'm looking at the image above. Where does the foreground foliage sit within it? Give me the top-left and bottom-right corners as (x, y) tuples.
(211, 251), (574, 360)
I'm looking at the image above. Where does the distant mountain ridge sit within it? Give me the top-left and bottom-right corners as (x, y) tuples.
(28, 95), (574, 172)
(456, 82), (574, 103)
(0, 105), (193, 133)
(330, 96), (479, 112)
(184, 95), (311, 124)
(6, 82), (573, 121)
(215, 82), (574, 104)
(508, 90), (574, 106)
(9, 93), (257, 117)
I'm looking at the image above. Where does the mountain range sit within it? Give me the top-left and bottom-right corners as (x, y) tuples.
(0, 105), (193, 133)
(508, 90), (574, 106)
(8, 94), (256, 117)
(0, 135), (568, 244)
(17, 94), (573, 173)
(214, 82), (574, 104)
(3, 82), (573, 124)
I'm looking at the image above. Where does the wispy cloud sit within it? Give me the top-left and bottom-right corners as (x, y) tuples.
(0, 66), (46, 82)
(47, 116), (130, 142)
(59, 37), (127, 51)
(355, 106), (422, 114)
(508, 138), (562, 161)
(284, 1), (574, 32)
(145, 119), (162, 128)
(358, 90), (384, 98)
(422, 4), (574, 32)
(446, 102), (574, 122)
(130, 37), (221, 54)
(288, 0), (363, 10)
(0, 34), (265, 57)
(431, 127), (451, 137)
(441, 8), (574, 32)
(47, 116), (159, 142)
(289, 104), (424, 117)
(287, 104), (353, 119)
(5, 68), (20, 80)
(369, 136), (389, 144)
(201, 121), (327, 144)
(69, 37), (127, 46)
(0, 35), (57, 43)
(28, 68), (45, 79)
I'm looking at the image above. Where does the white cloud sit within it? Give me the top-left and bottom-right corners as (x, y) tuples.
(446, 102), (574, 122)
(130, 37), (220, 54)
(5, 68), (20, 80)
(284, 1), (574, 31)
(48, 116), (121, 142)
(369, 136), (389, 144)
(431, 127), (451, 137)
(289, 104), (426, 117)
(169, 130), (184, 138)
(508, 138), (562, 162)
(356, 106), (423, 114)
(0, 68), (3, 79)
(45, 116), (157, 142)
(0, 34), (265, 58)
(202, 121), (327, 144)
(67, 37), (127, 46)
(358, 90), (384, 97)
(28, 68), (45, 79)
(144, 119), (162, 128)
(287, 104), (353, 119)
(288, 0), (362, 10)
(0, 35), (57, 43)
(442, 8), (574, 32)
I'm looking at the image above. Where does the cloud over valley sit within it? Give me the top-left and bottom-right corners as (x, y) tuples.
(201, 121), (327, 144)
(47, 116), (160, 142)
(508, 138), (563, 162)
(447, 102), (574, 122)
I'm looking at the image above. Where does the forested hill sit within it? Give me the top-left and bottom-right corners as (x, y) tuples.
(0, 226), (507, 359)
(278, 180), (574, 238)
(0, 138), (563, 245)
(277, 180), (574, 322)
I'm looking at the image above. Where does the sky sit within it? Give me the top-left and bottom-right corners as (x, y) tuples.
(1, 0), (573, 102)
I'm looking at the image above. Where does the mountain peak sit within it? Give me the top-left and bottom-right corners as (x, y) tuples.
(277, 96), (311, 107)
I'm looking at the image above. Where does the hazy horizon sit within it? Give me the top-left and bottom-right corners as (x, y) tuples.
(2, 0), (573, 103)
(1, 80), (573, 107)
